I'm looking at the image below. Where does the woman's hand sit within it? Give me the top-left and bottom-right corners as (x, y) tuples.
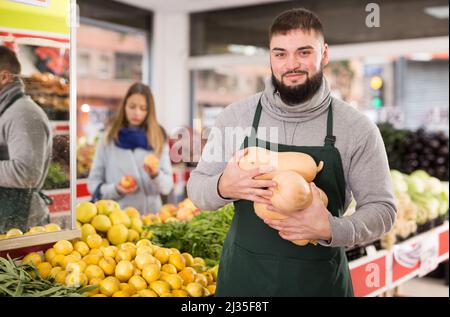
(144, 164), (159, 178)
(264, 183), (332, 242)
(116, 182), (138, 195)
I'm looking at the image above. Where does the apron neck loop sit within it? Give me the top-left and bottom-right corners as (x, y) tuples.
(324, 100), (336, 147)
(250, 97), (263, 140)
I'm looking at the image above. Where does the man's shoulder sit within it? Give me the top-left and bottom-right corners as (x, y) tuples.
(12, 96), (48, 118)
(332, 97), (378, 132)
(216, 92), (262, 126)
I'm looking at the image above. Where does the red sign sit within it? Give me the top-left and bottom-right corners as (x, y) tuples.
(350, 256), (387, 297)
(439, 229), (449, 256)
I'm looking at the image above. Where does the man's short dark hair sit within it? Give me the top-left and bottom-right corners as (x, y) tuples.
(0, 46), (21, 74)
(269, 8), (325, 41)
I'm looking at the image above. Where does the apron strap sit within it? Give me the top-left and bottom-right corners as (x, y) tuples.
(250, 97), (263, 139)
(0, 92), (25, 117)
(324, 99), (336, 147)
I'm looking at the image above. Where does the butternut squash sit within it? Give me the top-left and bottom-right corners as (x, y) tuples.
(239, 147), (324, 182)
(253, 177), (329, 247)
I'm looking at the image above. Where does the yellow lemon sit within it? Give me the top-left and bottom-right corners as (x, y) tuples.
(127, 229), (140, 242)
(195, 273), (208, 287)
(91, 215), (112, 233)
(65, 272), (88, 287)
(130, 218), (143, 233)
(150, 280), (171, 296)
(85, 277), (102, 296)
(134, 253), (156, 270)
(99, 276), (120, 296)
(66, 260), (87, 273)
(89, 248), (103, 257)
(124, 207), (140, 219)
(6, 228), (23, 238)
(101, 239), (110, 247)
(44, 223), (61, 232)
(70, 251), (82, 261)
(22, 252), (43, 266)
(136, 239), (152, 248)
(154, 248), (171, 265)
(193, 257), (206, 266)
(55, 271), (68, 284)
(142, 264), (160, 284)
(115, 260), (134, 282)
(170, 248), (181, 255)
(138, 289), (158, 297)
(95, 200), (120, 216)
(49, 266), (62, 278)
(161, 273), (183, 290)
(73, 241), (90, 257)
(61, 255), (79, 270)
(178, 267), (197, 284)
(44, 248), (56, 263)
(92, 294), (107, 297)
(136, 245), (153, 255)
(51, 254), (65, 267)
(81, 224), (97, 242)
(28, 226), (46, 235)
(128, 276), (147, 291)
(161, 263), (178, 274)
(83, 254), (101, 266)
(185, 282), (204, 297)
(53, 240), (73, 255)
(102, 245), (118, 258)
(115, 249), (133, 262)
(86, 234), (103, 249)
(168, 253), (186, 272)
(76, 202), (97, 223)
(99, 257), (116, 276)
(207, 284), (216, 295)
(85, 264), (105, 280)
(172, 289), (189, 297)
(107, 224), (128, 245)
(36, 262), (52, 279)
(181, 253), (194, 267)
(109, 211), (131, 228)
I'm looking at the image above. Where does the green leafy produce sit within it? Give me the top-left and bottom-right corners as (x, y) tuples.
(0, 255), (95, 297)
(144, 204), (234, 267)
(43, 162), (69, 190)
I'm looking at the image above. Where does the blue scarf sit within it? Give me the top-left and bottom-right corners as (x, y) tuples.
(115, 127), (153, 151)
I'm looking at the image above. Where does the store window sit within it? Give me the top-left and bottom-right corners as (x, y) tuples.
(115, 52), (143, 80)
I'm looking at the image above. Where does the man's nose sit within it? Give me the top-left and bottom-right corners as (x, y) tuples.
(285, 55), (301, 71)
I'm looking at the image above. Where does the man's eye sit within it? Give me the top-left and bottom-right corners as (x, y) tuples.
(300, 51), (311, 56)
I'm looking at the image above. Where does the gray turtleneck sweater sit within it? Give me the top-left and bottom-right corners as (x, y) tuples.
(187, 77), (397, 248)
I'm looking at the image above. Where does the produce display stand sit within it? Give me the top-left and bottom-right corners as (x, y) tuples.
(349, 222), (449, 297)
(0, 0), (79, 255)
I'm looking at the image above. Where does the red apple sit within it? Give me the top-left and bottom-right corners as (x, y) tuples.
(120, 176), (137, 190)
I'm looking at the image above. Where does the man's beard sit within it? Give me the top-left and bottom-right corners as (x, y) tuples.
(271, 69), (323, 105)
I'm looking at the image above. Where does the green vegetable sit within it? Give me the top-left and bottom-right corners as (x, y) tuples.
(43, 162), (69, 189)
(0, 255), (95, 297)
(144, 204), (234, 267)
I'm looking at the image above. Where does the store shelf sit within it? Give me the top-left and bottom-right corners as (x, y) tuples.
(50, 121), (69, 136)
(349, 222), (449, 297)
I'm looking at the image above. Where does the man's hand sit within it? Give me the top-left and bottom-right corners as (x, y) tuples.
(264, 182), (332, 242)
(218, 148), (277, 205)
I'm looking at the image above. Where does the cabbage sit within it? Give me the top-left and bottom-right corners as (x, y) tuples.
(426, 177), (443, 195)
(412, 194), (440, 221)
(407, 175), (427, 195)
(410, 170), (430, 180)
(391, 170), (408, 195)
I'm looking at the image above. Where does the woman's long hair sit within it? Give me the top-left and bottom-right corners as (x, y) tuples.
(105, 82), (166, 156)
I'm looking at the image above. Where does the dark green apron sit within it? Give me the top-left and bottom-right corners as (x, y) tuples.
(216, 99), (354, 297)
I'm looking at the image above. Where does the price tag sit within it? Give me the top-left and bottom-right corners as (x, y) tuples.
(365, 245), (378, 257)
(419, 232), (439, 277)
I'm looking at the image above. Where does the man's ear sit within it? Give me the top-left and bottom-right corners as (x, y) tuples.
(0, 70), (10, 86)
(321, 43), (329, 67)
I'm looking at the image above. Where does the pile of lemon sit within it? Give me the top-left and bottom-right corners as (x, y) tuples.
(21, 236), (218, 297)
(17, 200), (217, 297)
(0, 223), (62, 240)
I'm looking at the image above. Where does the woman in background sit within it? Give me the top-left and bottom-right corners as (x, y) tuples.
(88, 82), (173, 214)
